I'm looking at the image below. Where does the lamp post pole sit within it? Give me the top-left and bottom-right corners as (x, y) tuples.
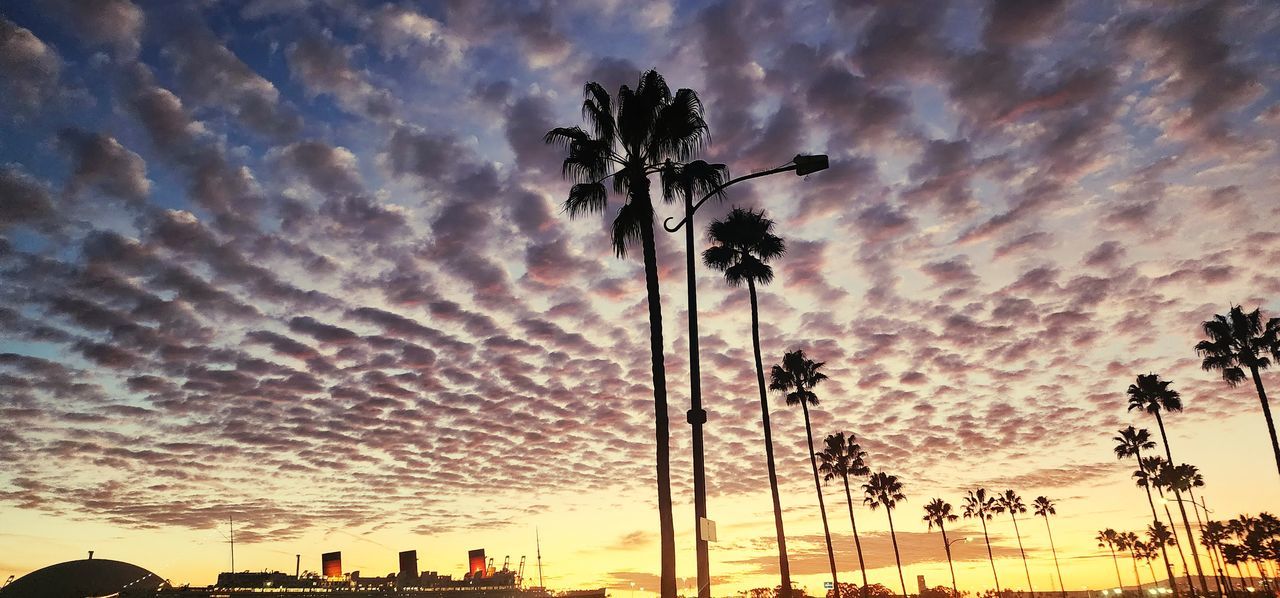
(664, 154), (830, 598)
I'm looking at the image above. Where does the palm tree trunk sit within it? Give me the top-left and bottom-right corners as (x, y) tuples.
(1109, 545), (1125, 591)
(1131, 551), (1145, 592)
(840, 475), (870, 598)
(747, 279), (791, 597)
(1042, 515), (1066, 598)
(1154, 412), (1212, 596)
(1011, 513), (1033, 594)
(1136, 449), (1180, 597)
(1248, 365), (1280, 480)
(886, 508), (907, 598)
(1233, 562), (1245, 590)
(801, 400), (839, 594)
(1186, 489), (1225, 598)
(981, 517), (1002, 595)
(682, 197), (710, 598)
(1157, 488), (1195, 595)
(941, 524), (959, 598)
(638, 220), (676, 598)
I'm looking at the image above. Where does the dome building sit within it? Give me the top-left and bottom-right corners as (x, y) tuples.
(0, 556), (166, 598)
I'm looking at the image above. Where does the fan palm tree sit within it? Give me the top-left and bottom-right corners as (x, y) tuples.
(1195, 305), (1280, 478)
(1128, 374), (1211, 596)
(864, 472), (908, 598)
(1098, 528), (1127, 591)
(704, 207), (791, 594)
(1134, 540), (1161, 591)
(994, 490), (1034, 594)
(1169, 463), (1225, 596)
(1033, 496), (1067, 598)
(770, 350), (837, 593)
(819, 432), (872, 597)
(1141, 456), (1196, 593)
(963, 488), (1003, 595)
(1118, 531), (1144, 590)
(1202, 521), (1235, 596)
(1114, 426), (1179, 595)
(924, 498), (961, 597)
(545, 70), (714, 598)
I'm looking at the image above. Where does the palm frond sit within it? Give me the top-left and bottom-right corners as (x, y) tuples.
(563, 183), (608, 218)
(651, 87), (709, 161)
(610, 201), (647, 258)
(582, 82), (615, 142)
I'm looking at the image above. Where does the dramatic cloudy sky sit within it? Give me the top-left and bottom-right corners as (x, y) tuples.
(2, 0), (1279, 594)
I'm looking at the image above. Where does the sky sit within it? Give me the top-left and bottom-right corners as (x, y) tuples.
(1, 0), (1280, 595)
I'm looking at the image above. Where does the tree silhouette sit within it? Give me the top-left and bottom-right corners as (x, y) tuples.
(1127, 374), (1210, 596)
(770, 350), (837, 593)
(994, 490), (1034, 594)
(1195, 305), (1280, 479)
(704, 207), (791, 594)
(962, 488), (1002, 595)
(863, 472), (908, 598)
(819, 432), (872, 598)
(1117, 531), (1144, 590)
(1113, 426), (1179, 595)
(1097, 528), (1126, 591)
(923, 498), (960, 597)
(1139, 455), (1195, 593)
(1166, 463), (1225, 596)
(546, 71), (715, 598)
(1033, 496), (1067, 598)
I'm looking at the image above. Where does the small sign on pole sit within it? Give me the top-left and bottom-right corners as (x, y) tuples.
(698, 517), (717, 542)
(824, 582), (835, 589)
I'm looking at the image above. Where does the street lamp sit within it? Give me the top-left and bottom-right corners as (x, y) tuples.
(662, 153), (829, 598)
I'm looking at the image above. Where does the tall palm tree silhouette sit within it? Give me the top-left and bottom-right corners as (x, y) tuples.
(770, 349), (837, 593)
(1139, 455), (1195, 593)
(1168, 463), (1225, 596)
(819, 432), (872, 598)
(545, 70), (714, 598)
(1146, 522), (1179, 586)
(1032, 496), (1067, 598)
(923, 497), (960, 597)
(1127, 374), (1210, 596)
(704, 207), (791, 595)
(995, 490), (1034, 594)
(962, 488), (1002, 595)
(1118, 531), (1144, 590)
(864, 472), (908, 598)
(1201, 521), (1234, 596)
(1098, 528), (1126, 591)
(1195, 305), (1280, 479)
(1114, 426), (1179, 595)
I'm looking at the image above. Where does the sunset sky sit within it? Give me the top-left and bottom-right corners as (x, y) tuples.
(2, 0), (1280, 596)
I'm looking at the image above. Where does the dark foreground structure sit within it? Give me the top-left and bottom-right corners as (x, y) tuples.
(2, 548), (607, 598)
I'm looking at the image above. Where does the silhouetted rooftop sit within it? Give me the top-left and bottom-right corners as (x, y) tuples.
(0, 558), (165, 598)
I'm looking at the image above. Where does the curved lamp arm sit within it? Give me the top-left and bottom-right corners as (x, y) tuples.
(662, 154), (828, 233)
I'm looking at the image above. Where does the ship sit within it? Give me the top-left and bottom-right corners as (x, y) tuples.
(141, 547), (608, 598)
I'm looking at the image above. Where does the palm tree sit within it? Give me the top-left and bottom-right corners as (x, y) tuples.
(546, 70), (713, 598)
(1169, 463), (1226, 596)
(819, 432), (872, 597)
(770, 350), (837, 593)
(1128, 374), (1211, 596)
(1195, 305), (1280, 478)
(1098, 528), (1126, 591)
(1202, 521), (1235, 596)
(1118, 531), (1144, 590)
(924, 498), (961, 597)
(1114, 426), (1180, 595)
(1134, 540), (1161, 591)
(994, 490), (1034, 594)
(1033, 497), (1067, 598)
(1141, 456), (1196, 594)
(963, 488), (1003, 595)
(864, 472), (908, 598)
(705, 207), (791, 594)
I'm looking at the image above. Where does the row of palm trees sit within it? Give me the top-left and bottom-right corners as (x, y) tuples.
(1096, 512), (1280, 598)
(546, 69), (1280, 598)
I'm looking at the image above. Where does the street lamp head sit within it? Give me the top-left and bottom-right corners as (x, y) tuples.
(793, 154), (829, 176)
